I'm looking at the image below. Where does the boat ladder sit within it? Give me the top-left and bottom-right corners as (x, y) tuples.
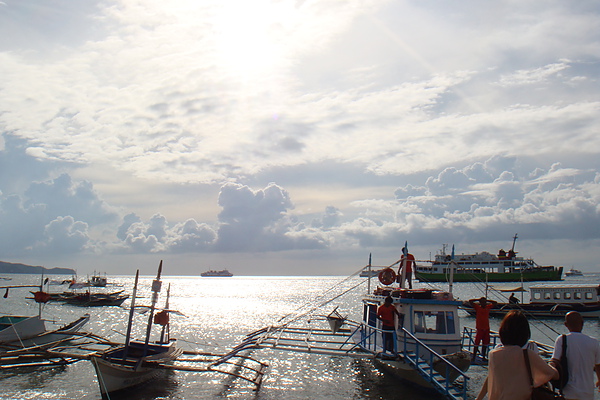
(356, 324), (469, 400)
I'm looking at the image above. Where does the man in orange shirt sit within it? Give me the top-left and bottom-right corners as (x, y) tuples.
(469, 296), (498, 361)
(377, 296), (402, 353)
(397, 247), (415, 289)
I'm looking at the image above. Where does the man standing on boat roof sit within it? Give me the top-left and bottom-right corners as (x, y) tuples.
(468, 296), (498, 362)
(396, 247), (415, 289)
(551, 311), (600, 400)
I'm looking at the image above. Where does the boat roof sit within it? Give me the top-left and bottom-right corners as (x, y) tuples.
(489, 285), (526, 292)
(530, 283), (600, 290)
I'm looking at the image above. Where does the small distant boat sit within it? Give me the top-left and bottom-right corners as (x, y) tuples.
(200, 269), (233, 277)
(64, 291), (129, 307)
(415, 234), (563, 282)
(565, 267), (583, 277)
(462, 283), (600, 318)
(359, 268), (386, 278)
(88, 272), (108, 287)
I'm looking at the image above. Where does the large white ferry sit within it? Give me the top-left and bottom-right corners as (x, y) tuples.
(200, 269), (233, 277)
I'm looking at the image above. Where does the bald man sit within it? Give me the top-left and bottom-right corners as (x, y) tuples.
(551, 311), (600, 400)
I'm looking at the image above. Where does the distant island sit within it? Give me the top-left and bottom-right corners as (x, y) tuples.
(0, 260), (75, 275)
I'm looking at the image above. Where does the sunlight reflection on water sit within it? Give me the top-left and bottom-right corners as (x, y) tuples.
(1, 273), (598, 399)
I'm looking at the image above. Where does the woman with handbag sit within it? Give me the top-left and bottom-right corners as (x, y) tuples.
(476, 310), (559, 400)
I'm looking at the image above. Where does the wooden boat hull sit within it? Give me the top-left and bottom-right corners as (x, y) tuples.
(415, 268), (562, 282)
(0, 314), (90, 347)
(91, 341), (182, 396)
(0, 316), (45, 344)
(92, 356), (168, 396)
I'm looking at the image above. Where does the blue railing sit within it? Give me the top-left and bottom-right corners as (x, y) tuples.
(355, 323), (469, 400)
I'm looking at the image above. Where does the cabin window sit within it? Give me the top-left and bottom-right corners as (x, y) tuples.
(585, 292), (593, 300)
(414, 311), (425, 333)
(554, 292), (561, 300)
(445, 312), (456, 334)
(533, 292), (541, 300)
(544, 292), (551, 300)
(413, 311), (455, 334)
(575, 292), (582, 300)
(564, 292), (571, 300)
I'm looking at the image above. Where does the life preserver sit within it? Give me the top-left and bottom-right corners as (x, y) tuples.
(378, 268), (397, 286)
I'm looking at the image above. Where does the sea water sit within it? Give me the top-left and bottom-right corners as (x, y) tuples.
(0, 273), (598, 400)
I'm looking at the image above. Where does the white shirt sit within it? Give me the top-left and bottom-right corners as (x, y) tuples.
(553, 332), (600, 400)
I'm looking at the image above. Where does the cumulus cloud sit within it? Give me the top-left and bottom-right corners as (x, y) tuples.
(0, 172), (116, 256)
(215, 182), (328, 251)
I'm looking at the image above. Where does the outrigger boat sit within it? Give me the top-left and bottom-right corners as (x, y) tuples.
(90, 261), (267, 398)
(90, 262), (179, 396)
(238, 249), (473, 399)
(0, 280), (90, 348)
(462, 283), (600, 318)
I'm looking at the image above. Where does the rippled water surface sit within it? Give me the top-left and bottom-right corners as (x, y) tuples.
(1, 273), (598, 399)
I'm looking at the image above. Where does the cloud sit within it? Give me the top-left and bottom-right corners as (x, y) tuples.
(0, 1), (599, 273)
(0, 172), (116, 256)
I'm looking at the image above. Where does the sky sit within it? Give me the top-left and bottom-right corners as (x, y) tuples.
(0, 0), (599, 276)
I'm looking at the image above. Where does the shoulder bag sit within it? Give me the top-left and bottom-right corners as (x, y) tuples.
(523, 349), (565, 400)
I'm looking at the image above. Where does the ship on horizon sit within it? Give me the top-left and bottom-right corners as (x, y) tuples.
(200, 269), (233, 277)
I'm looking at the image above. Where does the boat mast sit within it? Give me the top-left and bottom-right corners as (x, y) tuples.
(511, 233), (518, 253)
(448, 245), (455, 294)
(367, 253), (372, 294)
(122, 269), (139, 360)
(143, 260), (163, 356)
(159, 283), (171, 344)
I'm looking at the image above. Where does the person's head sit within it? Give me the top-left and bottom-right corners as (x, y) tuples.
(384, 296), (393, 305)
(565, 311), (584, 333)
(479, 297), (487, 306)
(499, 310), (530, 347)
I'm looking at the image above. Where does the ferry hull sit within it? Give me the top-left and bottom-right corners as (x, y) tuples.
(415, 269), (562, 282)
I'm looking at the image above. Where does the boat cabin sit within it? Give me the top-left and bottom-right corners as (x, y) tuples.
(363, 288), (462, 356)
(529, 284), (600, 304)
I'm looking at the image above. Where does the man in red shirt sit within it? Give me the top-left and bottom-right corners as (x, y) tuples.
(377, 296), (402, 353)
(469, 296), (498, 361)
(397, 247), (415, 289)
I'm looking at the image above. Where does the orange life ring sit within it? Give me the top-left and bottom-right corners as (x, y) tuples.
(378, 268), (397, 286)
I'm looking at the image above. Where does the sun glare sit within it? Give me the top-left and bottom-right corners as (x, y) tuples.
(213, 1), (297, 80)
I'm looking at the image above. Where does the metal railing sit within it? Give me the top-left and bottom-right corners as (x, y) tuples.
(356, 323), (469, 400)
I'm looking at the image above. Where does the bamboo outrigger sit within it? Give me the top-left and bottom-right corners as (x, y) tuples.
(0, 262), (267, 397)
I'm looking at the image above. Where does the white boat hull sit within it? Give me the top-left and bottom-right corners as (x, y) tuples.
(92, 356), (168, 395)
(91, 341), (182, 396)
(0, 314), (89, 347)
(0, 316), (46, 344)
